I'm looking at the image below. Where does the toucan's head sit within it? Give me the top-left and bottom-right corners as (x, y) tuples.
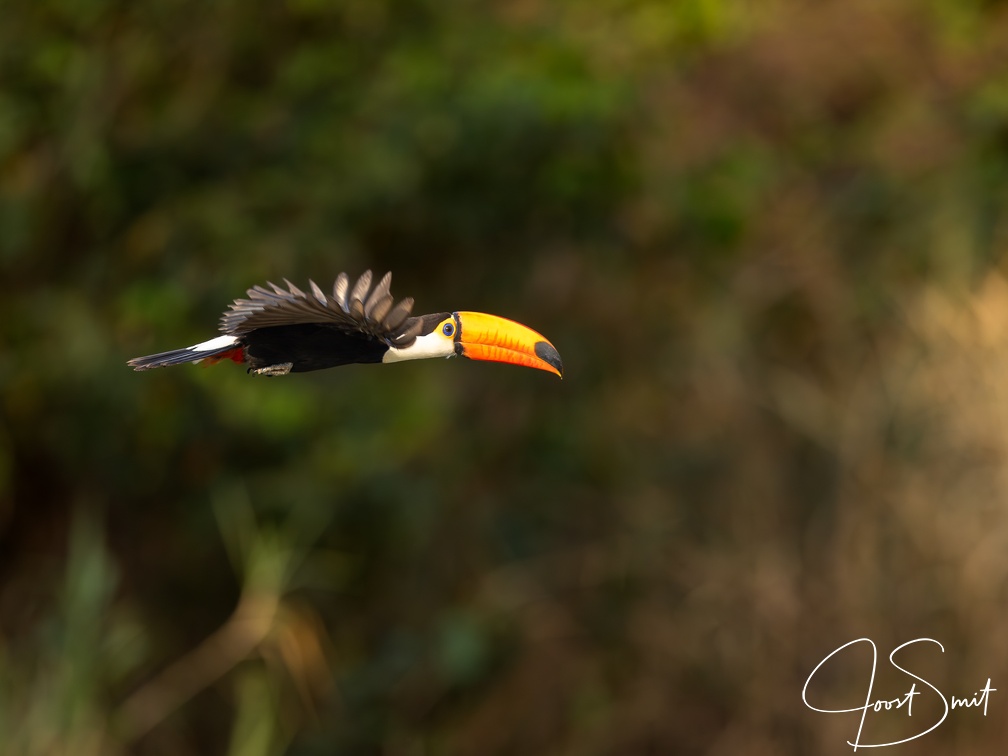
(382, 311), (563, 377)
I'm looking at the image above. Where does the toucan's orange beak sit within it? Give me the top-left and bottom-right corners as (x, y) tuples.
(454, 311), (563, 378)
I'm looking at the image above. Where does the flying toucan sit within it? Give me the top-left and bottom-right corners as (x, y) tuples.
(127, 271), (563, 378)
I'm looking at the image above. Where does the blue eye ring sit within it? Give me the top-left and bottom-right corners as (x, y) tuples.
(442, 322), (455, 337)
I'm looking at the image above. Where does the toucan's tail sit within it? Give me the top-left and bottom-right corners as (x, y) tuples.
(128, 335), (243, 371)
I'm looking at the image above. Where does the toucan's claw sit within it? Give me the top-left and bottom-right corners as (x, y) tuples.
(250, 362), (293, 376)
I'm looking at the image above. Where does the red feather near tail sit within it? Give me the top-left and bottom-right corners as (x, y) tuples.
(200, 346), (245, 367)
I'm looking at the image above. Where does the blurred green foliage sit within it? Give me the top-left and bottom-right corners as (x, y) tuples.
(4, 0), (1008, 753)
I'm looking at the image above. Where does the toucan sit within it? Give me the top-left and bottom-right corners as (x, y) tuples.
(128, 271), (563, 377)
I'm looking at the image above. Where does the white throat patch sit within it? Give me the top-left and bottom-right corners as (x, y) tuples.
(382, 330), (455, 363)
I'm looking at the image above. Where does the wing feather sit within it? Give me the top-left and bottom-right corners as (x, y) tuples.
(333, 273), (349, 308)
(384, 298), (414, 332)
(309, 279), (327, 305)
(283, 278), (307, 299)
(220, 271), (420, 345)
(350, 270), (372, 306)
(365, 272), (392, 313)
(368, 294), (394, 325)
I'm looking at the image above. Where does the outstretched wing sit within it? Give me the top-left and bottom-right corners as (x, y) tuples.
(220, 271), (426, 348)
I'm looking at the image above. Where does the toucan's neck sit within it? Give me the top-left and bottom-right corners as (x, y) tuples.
(383, 313), (456, 364)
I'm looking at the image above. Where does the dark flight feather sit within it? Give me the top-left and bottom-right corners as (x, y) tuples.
(220, 270), (420, 348)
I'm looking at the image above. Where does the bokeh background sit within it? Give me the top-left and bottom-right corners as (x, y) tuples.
(4, 0), (1008, 753)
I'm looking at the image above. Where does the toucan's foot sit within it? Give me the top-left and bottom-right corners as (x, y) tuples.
(250, 362), (293, 376)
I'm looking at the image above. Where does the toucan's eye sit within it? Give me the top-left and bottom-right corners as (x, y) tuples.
(442, 322), (455, 337)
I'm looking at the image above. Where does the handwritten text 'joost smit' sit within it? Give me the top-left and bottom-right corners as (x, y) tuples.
(802, 638), (995, 751)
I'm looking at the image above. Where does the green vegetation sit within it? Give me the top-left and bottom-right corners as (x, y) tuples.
(4, 0), (1008, 753)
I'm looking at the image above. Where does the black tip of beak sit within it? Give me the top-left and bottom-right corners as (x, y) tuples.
(535, 341), (564, 377)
